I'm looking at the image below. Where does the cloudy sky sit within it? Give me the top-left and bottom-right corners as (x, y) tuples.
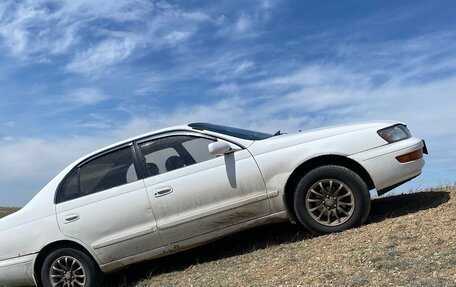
(0, 0), (455, 206)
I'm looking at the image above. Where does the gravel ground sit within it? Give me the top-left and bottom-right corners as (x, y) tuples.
(2, 188), (454, 287)
(104, 186), (455, 287)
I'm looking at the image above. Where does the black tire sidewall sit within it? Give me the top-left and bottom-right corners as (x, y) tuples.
(294, 165), (370, 234)
(41, 248), (102, 287)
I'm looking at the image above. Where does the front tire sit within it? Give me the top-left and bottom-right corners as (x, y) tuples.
(40, 247), (103, 287)
(293, 165), (370, 234)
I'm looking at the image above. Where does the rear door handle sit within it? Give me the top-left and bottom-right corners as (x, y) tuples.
(63, 214), (80, 223)
(155, 187), (173, 198)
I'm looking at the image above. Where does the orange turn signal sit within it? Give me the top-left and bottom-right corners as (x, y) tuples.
(396, 149), (423, 163)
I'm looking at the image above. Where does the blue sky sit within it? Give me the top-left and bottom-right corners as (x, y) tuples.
(0, 0), (455, 206)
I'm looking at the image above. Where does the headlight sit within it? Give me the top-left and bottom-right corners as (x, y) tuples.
(377, 124), (411, 143)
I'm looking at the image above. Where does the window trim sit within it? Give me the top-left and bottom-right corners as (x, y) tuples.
(55, 143), (139, 204)
(134, 133), (220, 178)
(55, 130), (246, 204)
(55, 167), (81, 204)
(135, 131), (216, 145)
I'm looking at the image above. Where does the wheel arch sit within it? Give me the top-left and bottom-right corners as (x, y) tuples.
(283, 154), (375, 224)
(33, 240), (100, 286)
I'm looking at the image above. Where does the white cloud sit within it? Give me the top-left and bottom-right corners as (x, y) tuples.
(0, 0), (212, 76)
(60, 88), (108, 106)
(235, 61), (255, 74)
(164, 31), (192, 45)
(2, 121), (15, 128)
(235, 13), (252, 34)
(66, 39), (136, 75)
(181, 11), (210, 22)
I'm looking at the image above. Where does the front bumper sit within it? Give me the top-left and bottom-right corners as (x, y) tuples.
(0, 254), (36, 287)
(349, 137), (426, 195)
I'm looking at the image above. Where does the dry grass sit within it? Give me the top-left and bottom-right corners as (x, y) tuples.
(0, 207), (19, 219)
(2, 188), (454, 286)
(104, 186), (456, 287)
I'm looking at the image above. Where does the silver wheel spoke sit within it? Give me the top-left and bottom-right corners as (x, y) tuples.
(70, 259), (76, 269)
(318, 182), (327, 194)
(337, 206), (350, 216)
(310, 189), (325, 197)
(306, 179), (355, 227)
(334, 184), (343, 196)
(334, 209), (341, 223)
(52, 279), (64, 287)
(317, 208), (325, 220)
(339, 202), (353, 207)
(309, 204), (323, 212)
(74, 266), (83, 272)
(50, 255), (86, 287)
(307, 198), (322, 203)
(337, 193), (350, 200)
(52, 266), (65, 273)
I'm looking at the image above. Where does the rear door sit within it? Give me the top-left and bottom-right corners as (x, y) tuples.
(137, 133), (269, 244)
(55, 145), (163, 264)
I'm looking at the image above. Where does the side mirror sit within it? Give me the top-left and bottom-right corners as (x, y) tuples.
(208, 141), (232, 156)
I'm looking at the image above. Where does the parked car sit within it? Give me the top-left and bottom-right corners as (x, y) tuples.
(0, 121), (427, 286)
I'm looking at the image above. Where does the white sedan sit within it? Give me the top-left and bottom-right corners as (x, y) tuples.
(0, 121), (426, 286)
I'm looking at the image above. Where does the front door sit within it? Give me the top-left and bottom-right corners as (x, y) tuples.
(137, 133), (269, 244)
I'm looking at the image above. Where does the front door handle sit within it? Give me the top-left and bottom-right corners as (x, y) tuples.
(63, 214), (80, 223)
(154, 187), (173, 198)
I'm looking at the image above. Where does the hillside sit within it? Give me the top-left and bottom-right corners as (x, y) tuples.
(1, 188), (454, 286)
(104, 186), (456, 287)
(0, 207), (19, 219)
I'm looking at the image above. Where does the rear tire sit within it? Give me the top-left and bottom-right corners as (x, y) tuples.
(40, 247), (103, 287)
(293, 165), (370, 234)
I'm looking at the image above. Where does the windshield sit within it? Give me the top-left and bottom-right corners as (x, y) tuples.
(188, 123), (273, 140)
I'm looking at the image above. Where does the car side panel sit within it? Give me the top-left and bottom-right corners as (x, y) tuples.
(0, 254), (36, 286)
(56, 180), (163, 264)
(349, 138), (425, 191)
(249, 128), (387, 214)
(0, 214), (62, 287)
(0, 214), (59, 262)
(144, 149), (269, 244)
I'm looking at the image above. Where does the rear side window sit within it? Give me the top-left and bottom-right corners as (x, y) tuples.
(80, 147), (138, 196)
(57, 146), (138, 203)
(59, 169), (80, 203)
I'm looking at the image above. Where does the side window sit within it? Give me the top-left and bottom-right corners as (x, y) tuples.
(80, 147), (138, 196)
(59, 169), (80, 203)
(139, 136), (216, 178)
(182, 138), (216, 162)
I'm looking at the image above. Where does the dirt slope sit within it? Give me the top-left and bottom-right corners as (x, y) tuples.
(104, 187), (455, 287)
(1, 188), (454, 286)
(0, 207), (19, 219)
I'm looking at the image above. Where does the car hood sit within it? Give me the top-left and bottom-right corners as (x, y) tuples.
(249, 121), (398, 155)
